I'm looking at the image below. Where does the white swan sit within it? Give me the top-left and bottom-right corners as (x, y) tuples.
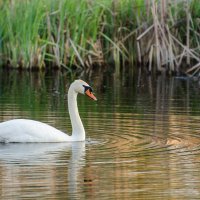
(0, 80), (97, 143)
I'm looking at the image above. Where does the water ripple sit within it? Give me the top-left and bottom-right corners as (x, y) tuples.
(86, 112), (200, 167)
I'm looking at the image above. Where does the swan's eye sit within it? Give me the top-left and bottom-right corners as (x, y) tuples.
(83, 85), (97, 101)
(83, 85), (93, 93)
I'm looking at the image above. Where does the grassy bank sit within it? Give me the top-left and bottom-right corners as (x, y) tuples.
(0, 0), (200, 75)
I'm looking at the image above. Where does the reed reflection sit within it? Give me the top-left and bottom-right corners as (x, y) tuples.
(1, 70), (200, 199)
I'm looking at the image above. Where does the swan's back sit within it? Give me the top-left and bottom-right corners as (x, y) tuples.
(0, 119), (70, 143)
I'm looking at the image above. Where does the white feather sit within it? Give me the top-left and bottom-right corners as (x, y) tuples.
(0, 80), (95, 143)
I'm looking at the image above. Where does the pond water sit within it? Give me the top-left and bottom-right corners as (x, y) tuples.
(1, 70), (200, 199)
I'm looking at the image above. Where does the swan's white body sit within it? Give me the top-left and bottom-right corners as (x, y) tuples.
(0, 119), (70, 142)
(0, 80), (96, 143)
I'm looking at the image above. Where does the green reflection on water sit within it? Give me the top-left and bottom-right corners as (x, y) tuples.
(1, 70), (200, 199)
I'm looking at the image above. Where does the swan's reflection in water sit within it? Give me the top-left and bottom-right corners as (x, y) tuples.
(0, 142), (85, 199)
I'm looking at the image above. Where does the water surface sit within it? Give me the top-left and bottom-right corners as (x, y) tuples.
(1, 70), (200, 199)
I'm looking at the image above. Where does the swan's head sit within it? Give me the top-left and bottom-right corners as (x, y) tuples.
(72, 80), (97, 101)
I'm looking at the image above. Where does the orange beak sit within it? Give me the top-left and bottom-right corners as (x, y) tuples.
(85, 89), (97, 101)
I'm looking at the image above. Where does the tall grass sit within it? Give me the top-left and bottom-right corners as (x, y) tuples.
(0, 0), (145, 70)
(0, 0), (200, 75)
(0, 0), (47, 68)
(136, 0), (200, 75)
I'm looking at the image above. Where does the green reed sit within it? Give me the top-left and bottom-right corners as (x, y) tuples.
(0, 0), (199, 75)
(0, 0), (46, 68)
(0, 0), (144, 69)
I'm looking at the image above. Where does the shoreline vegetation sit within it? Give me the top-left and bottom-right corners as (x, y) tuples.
(0, 0), (200, 76)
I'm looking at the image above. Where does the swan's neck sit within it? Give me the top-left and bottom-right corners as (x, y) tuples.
(68, 87), (85, 141)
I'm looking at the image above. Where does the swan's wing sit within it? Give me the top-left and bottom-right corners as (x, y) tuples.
(0, 119), (70, 142)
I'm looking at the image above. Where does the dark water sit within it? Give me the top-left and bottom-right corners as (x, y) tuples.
(1, 70), (200, 199)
